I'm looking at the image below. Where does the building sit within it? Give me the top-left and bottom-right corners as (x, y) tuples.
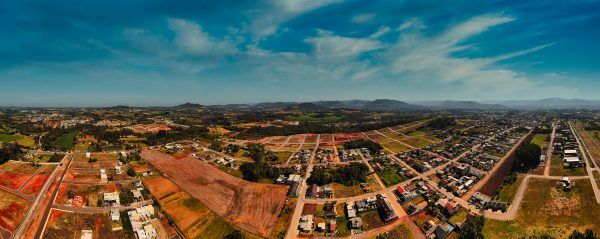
(376, 194), (398, 222)
(298, 214), (314, 233)
(132, 189), (144, 202)
(349, 217), (363, 229)
(435, 224), (454, 239)
(81, 230), (93, 239)
(100, 169), (108, 182)
(103, 192), (120, 206)
(110, 208), (120, 221)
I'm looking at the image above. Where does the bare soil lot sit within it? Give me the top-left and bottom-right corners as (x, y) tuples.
(142, 150), (289, 238)
(0, 189), (31, 239)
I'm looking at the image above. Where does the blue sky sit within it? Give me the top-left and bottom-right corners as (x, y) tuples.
(1, 0), (599, 106)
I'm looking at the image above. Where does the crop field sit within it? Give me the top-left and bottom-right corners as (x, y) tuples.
(144, 176), (216, 238)
(0, 163), (41, 190)
(43, 210), (130, 239)
(381, 141), (412, 154)
(0, 189), (31, 239)
(142, 150), (289, 238)
(21, 164), (56, 197)
(398, 136), (434, 149)
(484, 179), (600, 238)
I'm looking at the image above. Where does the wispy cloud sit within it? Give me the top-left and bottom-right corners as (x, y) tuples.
(352, 13), (375, 24)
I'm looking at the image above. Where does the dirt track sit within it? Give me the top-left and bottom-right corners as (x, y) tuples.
(142, 150), (288, 238)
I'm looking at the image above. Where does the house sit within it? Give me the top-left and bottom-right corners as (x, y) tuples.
(100, 169), (108, 182)
(276, 175), (287, 184)
(298, 215), (314, 233)
(349, 217), (363, 229)
(132, 189), (144, 202)
(86, 152), (91, 158)
(562, 177), (572, 190)
(323, 202), (337, 218)
(110, 208), (120, 221)
(329, 220), (337, 233)
(143, 224), (158, 239)
(435, 224), (454, 239)
(115, 166), (123, 175)
(103, 192), (120, 206)
(81, 230), (93, 239)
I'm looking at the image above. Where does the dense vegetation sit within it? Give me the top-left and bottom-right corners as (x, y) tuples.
(0, 143), (22, 164)
(144, 126), (211, 145)
(512, 143), (542, 172)
(427, 117), (456, 129)
(231, 116), (421, 139)
(239, 163), (295, 182)
(343, 139), (383, 155)
(458, 215), (485, 239)
(307, 163), (369, 186)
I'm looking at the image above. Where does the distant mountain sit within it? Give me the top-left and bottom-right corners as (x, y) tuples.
(413, 100), (505, 110)
(254, 102), (298, 109)
(176, 103), (204, 109)
(489, 98), (600, 109)
(361, 99), (425, 111)
(288, 102), (329, 111)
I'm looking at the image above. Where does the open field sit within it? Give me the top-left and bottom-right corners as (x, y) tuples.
(55, 131), (77, 150)
(531, 134), (548, 148)
(55, 183), (111, 207)
(0, 163), (41, 190)
(483, 179), (600, 238)
(378, 167), (411, 187)
(381, 141), (411, 154)
(144, 176), (215, 238)
(0, 189), (31, 239)
(43, 210), (131, 239)
(576, 122), (600, 166)
(142, 150), (288, 238)
(21, 164), (56, 197)
(496, 175), (524, 203)
(372, 224), (414, 239)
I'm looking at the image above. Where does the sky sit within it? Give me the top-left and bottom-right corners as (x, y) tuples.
(1, 0), (599, 107)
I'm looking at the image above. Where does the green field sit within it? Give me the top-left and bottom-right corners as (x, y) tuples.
(377, 166), (410, 186)
(496, 175), (524, 203)
(0, 133), (22, 143)
(550, 155), (587, 176)
(483, 179), (600, 239)
(199, 217), (260, 239)
(285, 114), (343, 122)
(531, 134), (548, 148)
(55, 131), (77, 150)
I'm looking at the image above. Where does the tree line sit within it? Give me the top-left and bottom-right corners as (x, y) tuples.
(307, 163), (369, 186)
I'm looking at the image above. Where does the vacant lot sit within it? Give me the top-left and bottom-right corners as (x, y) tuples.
(0, 189), (31, 239)
(21, 164), (56, 197)
(484, 179), (600, 238)
(43, 210), (130, 239)
(0, 163), (41, 190)
(144, 176), (215, 238)
(374, 224), (415, 239)
(142, 150), (288, 238)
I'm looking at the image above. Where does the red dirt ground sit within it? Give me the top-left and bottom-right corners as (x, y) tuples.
(0, 201), (28, 233)
(0, 173), (31, 190)
(21, 174), (49, 196)
(142, 150), (288, 238)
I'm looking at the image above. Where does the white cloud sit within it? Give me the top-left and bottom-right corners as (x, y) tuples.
(352, 13), (375, 24)
(250, 0), (344, 39)
(305, 29), (383, 60)
(397, 18), (425, 31)
(167, 18), (237, 56)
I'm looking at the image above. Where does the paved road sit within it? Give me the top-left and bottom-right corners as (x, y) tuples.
(358, 151), (386, 189)
(53, 200), (153, 213)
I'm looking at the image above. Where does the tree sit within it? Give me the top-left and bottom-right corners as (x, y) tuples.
(127, 168), (136, 177)
(569, 229), (598, 239)
(343, 139), (383, 155)
(512, 143), (542, 173)
(224, 230), (243, 239)
(458, 215), (484, 239)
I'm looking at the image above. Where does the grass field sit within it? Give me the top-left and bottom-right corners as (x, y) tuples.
(483, 179), (600, 239)
(496, 175), (524, 203)
(531, 134), (548, 148)
(372, 224), (414, 239)
(336, 203), (350, 236)
(378, 166), (410, 186)
(333, 183), (362, 198)
(55, 131), (77, 150)
(0, 133), (22, 143)
(550, 155), (587, 176)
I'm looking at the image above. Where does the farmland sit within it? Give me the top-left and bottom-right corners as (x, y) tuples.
(142, 150), (289, 238)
